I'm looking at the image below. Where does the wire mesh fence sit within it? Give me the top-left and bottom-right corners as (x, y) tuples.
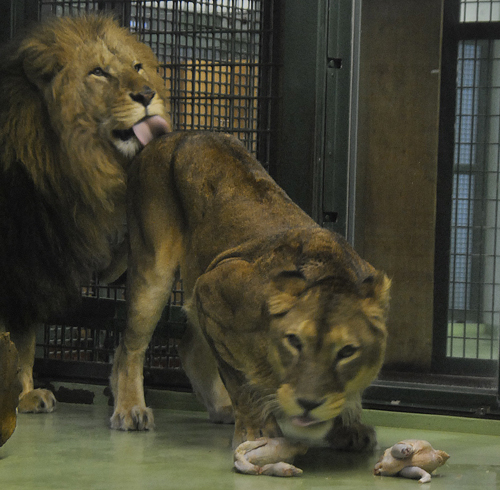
(448, 34), (500, 361)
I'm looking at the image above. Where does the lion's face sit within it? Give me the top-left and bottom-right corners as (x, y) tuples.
(266, 271), (390, 440)
(20, 15), (171, 160)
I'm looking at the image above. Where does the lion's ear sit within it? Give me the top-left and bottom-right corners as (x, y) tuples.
(267, 270), (306, 316)
(360, 272), (391, 330)
(20, 37), (61, 89)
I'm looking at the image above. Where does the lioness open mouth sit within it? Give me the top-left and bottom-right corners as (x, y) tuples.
(113, 115), (171, 147)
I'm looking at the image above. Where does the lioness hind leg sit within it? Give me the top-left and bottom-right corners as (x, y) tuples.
(178, 313), (233, 424)
(110, 153), (184, 431)
(10, 326), (56, 414)
(110, 247), (180, 430)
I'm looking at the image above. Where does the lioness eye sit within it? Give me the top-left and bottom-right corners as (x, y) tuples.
(89, 67), (107, 77)
(134, 63), (143, 72)
(337, 345), (358, 360)
(285, 334), (302, 352)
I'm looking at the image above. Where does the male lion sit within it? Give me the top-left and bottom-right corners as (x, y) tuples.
(111, 132), (391, 476)
(0, 15), (170, 413)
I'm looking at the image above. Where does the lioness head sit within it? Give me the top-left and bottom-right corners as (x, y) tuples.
(195, 228), (391, 444)
(18, 15), (171, 160)
(265, 261), (390, 441)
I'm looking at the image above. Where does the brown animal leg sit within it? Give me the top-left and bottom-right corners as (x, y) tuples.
(110, 225), (181, 430)
(110, 252), (179, 430)
(113, 139), (232, 429)
(110, 150), (187, 430)
(10, 325), (56, 413)
(0, 333), (22, 446)
(177, 316), (234, 424)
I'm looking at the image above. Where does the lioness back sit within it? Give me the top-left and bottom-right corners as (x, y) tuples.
(132, 132), (316, 275)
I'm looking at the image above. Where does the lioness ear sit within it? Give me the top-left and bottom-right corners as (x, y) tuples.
(360, 272), (391, 330)
(267, 270), (306, 315)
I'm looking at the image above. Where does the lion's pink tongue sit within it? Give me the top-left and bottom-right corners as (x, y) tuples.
(291, 415), (323, 427)
(132, 116), (170, 146)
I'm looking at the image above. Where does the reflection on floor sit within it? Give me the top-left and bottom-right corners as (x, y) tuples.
(1, 384), (500, 490)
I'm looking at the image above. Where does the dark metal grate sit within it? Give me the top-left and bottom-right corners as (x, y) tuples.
(32, 0), (277, 388)
(36, 280), (187, 384)
(129, 0), (273, 162)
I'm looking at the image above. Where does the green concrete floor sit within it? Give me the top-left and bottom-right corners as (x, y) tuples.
(1, 385), (500, 490)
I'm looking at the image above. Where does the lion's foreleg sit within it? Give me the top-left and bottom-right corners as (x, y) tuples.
(10, 325), (56, 413)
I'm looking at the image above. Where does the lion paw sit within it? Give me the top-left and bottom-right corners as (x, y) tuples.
(234, 438), (304, 477)
(110, 405), (154, 431)
(18, 388), (56, 413)
(328, 422), (377, 452)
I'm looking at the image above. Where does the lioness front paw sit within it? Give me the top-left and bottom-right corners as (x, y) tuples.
(18, 388), (56, 413)
(327, 422), (377, 452)
(234, 438), (305, 477)
(110, 405), (154, 430)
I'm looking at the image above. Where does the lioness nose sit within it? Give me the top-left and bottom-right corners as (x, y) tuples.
(130, 86), (155, 107)
(297, 398), (325, 412)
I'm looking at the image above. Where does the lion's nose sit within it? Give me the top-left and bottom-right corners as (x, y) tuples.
(130, 86), (155, 107)
(297, 398), (325, 412)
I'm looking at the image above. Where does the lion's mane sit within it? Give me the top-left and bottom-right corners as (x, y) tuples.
(0, 15), (169, 327)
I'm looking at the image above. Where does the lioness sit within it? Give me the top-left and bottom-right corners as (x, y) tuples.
(111, 132), (390, 476)
(0, 15), (170, 413)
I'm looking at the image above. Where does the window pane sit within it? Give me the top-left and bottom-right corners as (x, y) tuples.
(461, 0), (500, 22)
